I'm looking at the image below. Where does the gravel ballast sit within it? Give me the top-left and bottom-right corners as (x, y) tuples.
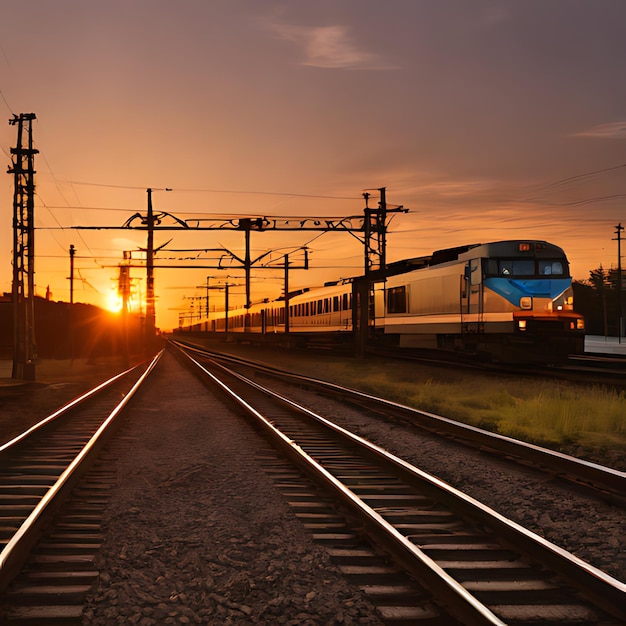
(83, 351), (385, 625)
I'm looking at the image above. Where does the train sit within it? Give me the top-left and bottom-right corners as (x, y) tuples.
(178, 240), (585, 362)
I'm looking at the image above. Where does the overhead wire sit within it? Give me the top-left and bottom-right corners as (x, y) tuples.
(536, 164), (626, 191)
(521, 164), (626, 206)
(31, 120), (102, 265)
(0, 88), (14, 117)
(56, 178), (362, 201)
(0, 88), (14, 159)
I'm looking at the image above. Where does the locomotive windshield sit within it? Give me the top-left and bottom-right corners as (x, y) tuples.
(486, 258), (567, 277)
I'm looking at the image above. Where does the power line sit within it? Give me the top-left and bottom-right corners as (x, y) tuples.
(0, 88), (14, 116)
(56, 179), (361, 201)
(535, 194), (626, 208)
(41, 205), (138, 213)
(27, 124), (101, 261)
(540, 164), (626, 191)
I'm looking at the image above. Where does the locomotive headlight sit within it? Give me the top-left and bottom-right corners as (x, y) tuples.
(556, 305), (563, 311)
(520, 296), (532, 310)
(518, 320), (527, 331)
(577, 318), (585, 330)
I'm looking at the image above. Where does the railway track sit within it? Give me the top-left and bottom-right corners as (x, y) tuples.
(176, 331), (626, 386)
(172, 339), (626, 505)
(174, 342), (626, 625)
(0, 352), (163, 623)
(369, 346), (626, 387)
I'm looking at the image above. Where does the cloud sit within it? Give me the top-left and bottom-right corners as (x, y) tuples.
(572, 122), (626, 139)
(271, 23), (398, 70)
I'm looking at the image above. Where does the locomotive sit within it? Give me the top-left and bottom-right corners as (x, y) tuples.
(181, 240), (585, 362)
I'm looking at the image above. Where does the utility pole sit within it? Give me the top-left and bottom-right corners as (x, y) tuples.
(236, 218), (262, 329)
(356, 187), (390, 357)
(145, 188), (156, 348)
(244, 223), (251, 310)
(224, 283), (230, 335)
(69, 244), (75, 304)
(118, 261), (131, 365)
(69, 244), (75, 361)
(363, 186), (388, 274)
(282, 249), (308, 335)
(284, 254), (290, 334)
(195, 276), (211, 331)
(9, 113), (38, 380)
(144, 187), (171, 350)
(615, 223), (624, 343)
(205, 277), (210, 317)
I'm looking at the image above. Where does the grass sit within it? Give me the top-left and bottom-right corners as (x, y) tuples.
(322, 362), (626, 451)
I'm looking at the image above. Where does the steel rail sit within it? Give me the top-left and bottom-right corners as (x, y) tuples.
(172, 339), (626, 502)
(175, 347), (505, 626)
(0, 365), (138, 454)
(175, 344), (626, 624)
(0, 350), (164, 593)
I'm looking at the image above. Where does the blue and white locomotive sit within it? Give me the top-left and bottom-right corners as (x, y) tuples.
(182, 239), (584, 362)
(376, 240), (584, 361)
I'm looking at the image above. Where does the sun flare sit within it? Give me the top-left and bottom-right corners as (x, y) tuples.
(106, 291), (124, 314)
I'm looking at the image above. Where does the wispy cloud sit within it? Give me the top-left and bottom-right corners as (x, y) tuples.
(572, 122), (626, 139)
(271, 23), (398, 70)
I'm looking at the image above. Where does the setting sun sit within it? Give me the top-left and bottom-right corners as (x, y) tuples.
(106, 291), (124, 314)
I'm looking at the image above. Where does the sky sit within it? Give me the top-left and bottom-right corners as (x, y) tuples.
(1, 0), (625, 331)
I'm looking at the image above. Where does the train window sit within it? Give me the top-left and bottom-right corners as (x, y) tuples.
(333, 296), (339, 312)
(539, 260), (565, 276)
(498, 259), (534, 276)
(387, 286), (407, 313)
